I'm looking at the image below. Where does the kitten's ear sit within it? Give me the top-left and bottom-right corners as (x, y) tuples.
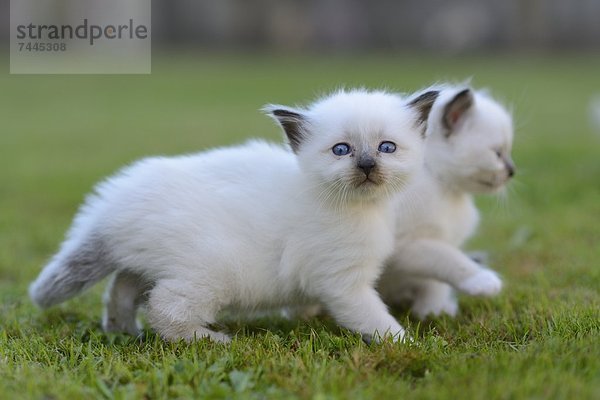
(407, 90), (440, 136)
(443, 89), (474, 132)
(263, 105), (307, 153)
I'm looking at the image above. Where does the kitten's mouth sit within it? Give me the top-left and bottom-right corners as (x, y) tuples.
(477, 179), (505, 191)
(477, 179), (495, 188)
(357, 177), (380, 187)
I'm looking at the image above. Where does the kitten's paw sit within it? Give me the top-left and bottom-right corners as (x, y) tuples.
(362, 328), (409, 345)
(457, 269), (503, 296)
(412, 296), (459, 320)
(161, 329), (231, 344)
(203, 332), (232, 344)
(102, 315), (142, 336)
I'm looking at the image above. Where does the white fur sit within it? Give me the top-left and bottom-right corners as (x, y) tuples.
(30, 90), (426, 342)
(378, 87), (514, 319)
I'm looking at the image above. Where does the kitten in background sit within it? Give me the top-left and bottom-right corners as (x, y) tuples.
(29, 90), (433, 343)
(378, 86), (515, 318)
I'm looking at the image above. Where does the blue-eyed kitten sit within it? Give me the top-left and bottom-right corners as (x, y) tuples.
(378, 86), (515, 318)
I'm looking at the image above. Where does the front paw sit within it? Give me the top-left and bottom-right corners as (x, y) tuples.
(362, 327), (409, 344)
(457, 269), (503, 296)
(102, 315), (142, 336)
(412, 296), (459, 320)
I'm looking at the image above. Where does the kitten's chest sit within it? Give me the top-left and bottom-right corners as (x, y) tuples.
(321, 206), (395, 257)
(288, 205), (394, 268)
(352, 211), (395, 256)
(438, 195), (479, 246)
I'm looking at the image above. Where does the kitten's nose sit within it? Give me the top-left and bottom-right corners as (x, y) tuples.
(505, 160), (516, 178)
(358, 156), (376, 176)
(502, 155), (515, 178)
(507, 164), (515, 177)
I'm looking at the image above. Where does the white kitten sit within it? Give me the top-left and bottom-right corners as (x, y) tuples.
(29, 90), (429, 343)
(377, 87), (515, 319)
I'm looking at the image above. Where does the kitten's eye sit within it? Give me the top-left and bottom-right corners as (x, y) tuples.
(378, 141), (397, 153)
(332, 143), (351, 156)
(494, 150), (502, 158)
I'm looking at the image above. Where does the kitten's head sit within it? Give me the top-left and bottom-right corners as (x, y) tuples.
(418, 87), (515, 193)
(265, 90), (431, 204)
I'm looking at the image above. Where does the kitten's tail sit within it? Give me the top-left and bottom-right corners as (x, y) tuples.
(29, 234), (115, 308)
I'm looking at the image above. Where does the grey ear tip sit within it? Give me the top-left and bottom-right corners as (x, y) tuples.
(275, 109), (303, 119)
(261, 104), (278, 115)
(457, 88), (474, 99)
(272, 109), (290, 117)
(448, 88), (475, 109)
(408, 90), (440, 107)
(408, 89), (440, 130)
(262, 105), (304, 120)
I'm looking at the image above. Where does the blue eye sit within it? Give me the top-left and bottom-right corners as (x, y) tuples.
(332, 143), (351, 156)
(378, 141), (396, 153)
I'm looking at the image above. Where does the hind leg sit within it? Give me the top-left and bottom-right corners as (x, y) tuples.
(102, 271), (149, 335)
(146, 279), (230, 343)
(281, 303), (322, 320)
(410, 279), (458, 320)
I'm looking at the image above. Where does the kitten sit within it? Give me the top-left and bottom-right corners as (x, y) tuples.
(377, 86), (515, 319)
(29, 89), (432, 343)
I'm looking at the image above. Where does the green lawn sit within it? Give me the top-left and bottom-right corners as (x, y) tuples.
(1, 53), (599, 399)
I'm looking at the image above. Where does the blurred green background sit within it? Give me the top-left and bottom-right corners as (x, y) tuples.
(1, 54), (599, 290)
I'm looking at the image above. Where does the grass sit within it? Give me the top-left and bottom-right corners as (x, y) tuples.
(1, 52), (599, 399)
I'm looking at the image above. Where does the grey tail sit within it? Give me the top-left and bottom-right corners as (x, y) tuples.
(29, 235), (115, 308)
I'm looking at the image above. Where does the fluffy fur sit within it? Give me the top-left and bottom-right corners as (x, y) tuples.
(377, 86), (515, 319)
(29, 89), (430, 342)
